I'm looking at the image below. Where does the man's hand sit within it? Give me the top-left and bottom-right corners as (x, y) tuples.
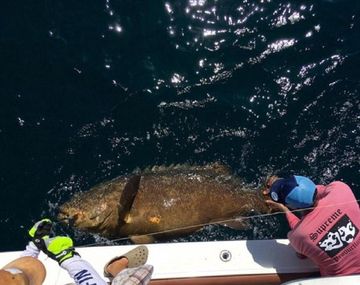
(28, 218), (53, 250)
(265, 199), (289, 213)
(29, 218), (52, 239)
(42, 236), (79, 264)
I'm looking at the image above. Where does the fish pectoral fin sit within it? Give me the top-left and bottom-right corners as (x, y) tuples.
(220, 218), (249, 230)
(130, 235), (155, 244)
(118, 175), (141, 223)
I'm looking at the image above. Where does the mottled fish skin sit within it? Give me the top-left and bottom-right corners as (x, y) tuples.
(58, 163), (269, 242)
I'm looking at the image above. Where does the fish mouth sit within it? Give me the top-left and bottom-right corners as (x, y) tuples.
(57, 210), (76, 227)
(57, 209), (113, 231)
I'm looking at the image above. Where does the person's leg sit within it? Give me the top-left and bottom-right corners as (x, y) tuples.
(104, 246), (148, 278)
(0, 270), (29, 285)
(105, 257), (129, 277)
(111, 265), (154, 285)
(61, 256), (107, 285)
(1, 256), (46, 285)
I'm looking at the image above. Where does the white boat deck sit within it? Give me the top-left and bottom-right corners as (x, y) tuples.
(1, 239), (320, 285)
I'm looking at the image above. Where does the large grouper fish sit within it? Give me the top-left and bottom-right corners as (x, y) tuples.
(57, 163), (269, 243)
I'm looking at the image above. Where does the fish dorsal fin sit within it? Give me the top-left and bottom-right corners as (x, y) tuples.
(118, 175), (141, 223)
(204, 162), (232, 175)
(140, 162), (232, 176)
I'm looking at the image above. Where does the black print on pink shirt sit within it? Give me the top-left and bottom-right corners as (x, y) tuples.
(317, 214), (358, 257)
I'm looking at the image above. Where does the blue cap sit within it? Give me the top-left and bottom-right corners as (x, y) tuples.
(269, 175), (316, 209)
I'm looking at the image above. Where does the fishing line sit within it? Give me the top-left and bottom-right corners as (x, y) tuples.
(74, 198), (360, 248)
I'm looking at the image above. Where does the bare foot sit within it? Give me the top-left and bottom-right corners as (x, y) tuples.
(106, 257), (129, 277)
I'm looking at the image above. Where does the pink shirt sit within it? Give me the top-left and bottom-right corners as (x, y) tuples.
(286, 181), (360, 276)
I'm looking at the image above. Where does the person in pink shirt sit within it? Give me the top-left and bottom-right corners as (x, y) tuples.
(263, 175), (360, 276)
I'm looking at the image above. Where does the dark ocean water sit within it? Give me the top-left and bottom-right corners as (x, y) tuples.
(0, 0), (359, 252)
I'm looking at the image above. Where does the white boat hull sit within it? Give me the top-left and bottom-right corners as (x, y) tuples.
(1, 239), (321, 285)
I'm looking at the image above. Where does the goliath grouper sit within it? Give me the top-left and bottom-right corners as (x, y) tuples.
(58, 163), (269, 243)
